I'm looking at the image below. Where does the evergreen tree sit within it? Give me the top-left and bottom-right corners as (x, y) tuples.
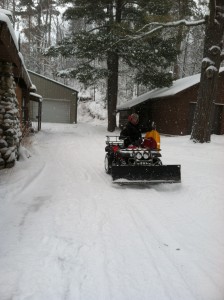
(47, 0), (178, 131)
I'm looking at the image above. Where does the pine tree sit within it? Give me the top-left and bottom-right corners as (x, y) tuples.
(47, 0), (178, 131)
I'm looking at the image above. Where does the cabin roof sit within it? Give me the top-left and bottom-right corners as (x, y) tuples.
(117, 67), (224, 111)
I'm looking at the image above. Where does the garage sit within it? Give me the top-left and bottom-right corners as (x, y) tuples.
(42, 99), (70, 123)
(30, 99), (71, 123)
(29, 71), (78, 124)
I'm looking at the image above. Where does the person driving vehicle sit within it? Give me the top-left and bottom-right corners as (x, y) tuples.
(119, 113), (142, 147)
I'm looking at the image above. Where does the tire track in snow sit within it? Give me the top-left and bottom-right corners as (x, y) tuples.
(53, 141), (111, 186)
(17, 162), (47, 197)
(124, 192), (223, 300)
(0, 160), (46, 203)
(125, 201), (196, 300)
(56, 126), (110, 185)
(38, 123), (111, 186)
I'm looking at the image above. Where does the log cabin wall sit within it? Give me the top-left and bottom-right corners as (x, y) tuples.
(0, 62), (22, 169)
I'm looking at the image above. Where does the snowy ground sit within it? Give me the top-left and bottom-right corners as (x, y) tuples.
(0, 118), (224, 300)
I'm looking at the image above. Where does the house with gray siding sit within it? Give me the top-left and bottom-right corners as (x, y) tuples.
(29, 71), (78, 124)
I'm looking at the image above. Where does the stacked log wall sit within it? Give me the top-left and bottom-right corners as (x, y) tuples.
(0, 62), (22, 169)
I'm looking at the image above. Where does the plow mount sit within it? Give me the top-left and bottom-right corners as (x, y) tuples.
(111, 165), (181, 184)
(104, 135), (181, 185)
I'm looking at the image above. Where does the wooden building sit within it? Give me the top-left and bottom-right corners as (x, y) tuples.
(29, 71), (78, 124)
(117, 69), (224, 135)
(0, 10), (42, 169)
(0, 9), (42, 126)
(0, 11), (31, 121)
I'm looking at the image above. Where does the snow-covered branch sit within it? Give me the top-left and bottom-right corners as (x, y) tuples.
(131, 19), (206, 39)
(87, 25), (109, 33)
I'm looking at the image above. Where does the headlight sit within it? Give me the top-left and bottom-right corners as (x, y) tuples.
(143, 151), (150, 160)
(136, 152), (142, 160)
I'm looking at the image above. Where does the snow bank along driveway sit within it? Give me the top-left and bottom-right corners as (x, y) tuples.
(0, 122), (224, 300)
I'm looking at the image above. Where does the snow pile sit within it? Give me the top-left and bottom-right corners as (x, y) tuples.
(88, 101), (107, 120)
(78, 100), (107, 123)
(18, 145), (32, 161)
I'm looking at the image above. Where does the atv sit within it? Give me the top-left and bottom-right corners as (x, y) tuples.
(104, 135), (181, 184)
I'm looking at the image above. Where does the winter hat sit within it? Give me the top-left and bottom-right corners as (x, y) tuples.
(128, 113), (139, 125)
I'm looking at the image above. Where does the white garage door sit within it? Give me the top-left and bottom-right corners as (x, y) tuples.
(42, 99), (70, 123)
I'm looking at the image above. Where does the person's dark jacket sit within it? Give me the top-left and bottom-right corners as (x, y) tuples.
(119, 122), (142, 147)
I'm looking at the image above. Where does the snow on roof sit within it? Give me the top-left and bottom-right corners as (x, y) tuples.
(0, 12), (33, 88)
(30, 92), (43, 102)
(117, 67), (224, 111)
(18, 52), (32, 84)
(30, 84), (37, 92)
(0, 12), (18, 49)
(0, 8), (13, 19)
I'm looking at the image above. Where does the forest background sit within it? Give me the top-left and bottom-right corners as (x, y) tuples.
(0, 1), (208, 94)
(0, 0), (215, 133)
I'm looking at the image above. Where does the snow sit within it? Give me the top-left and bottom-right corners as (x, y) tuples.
(202, 57), (215, 65)
(133, 18), (205, 39)
(30, 92), (43, 102)
(207, 65), (218, 72)
(0, 11), (18, 49)
(0, 112), (224, 299)
(209, 46), (221, 53)
(0, 11), (32, 90)
(78, 101), (107, 121)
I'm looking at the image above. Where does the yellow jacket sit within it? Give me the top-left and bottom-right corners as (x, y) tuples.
(144, 130), (160, 150)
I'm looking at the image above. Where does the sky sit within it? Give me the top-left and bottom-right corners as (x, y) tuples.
(0, 106), (223, 300)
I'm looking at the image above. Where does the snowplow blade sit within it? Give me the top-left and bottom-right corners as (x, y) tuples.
(112, 165), (181, 184)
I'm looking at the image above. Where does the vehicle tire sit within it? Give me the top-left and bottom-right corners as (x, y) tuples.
(153, 158), (162, 166)
(105, 153), (112, 174)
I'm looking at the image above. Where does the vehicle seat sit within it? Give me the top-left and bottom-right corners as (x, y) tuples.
(142, 137), (157, 149)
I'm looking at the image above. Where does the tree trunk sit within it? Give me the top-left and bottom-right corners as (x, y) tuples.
(173, 25), (184, 80)
(107, 51), (119, 132)
(173, 0), (189, 80)
(191, 0), (224, 142)
(106, 0), (122, 132)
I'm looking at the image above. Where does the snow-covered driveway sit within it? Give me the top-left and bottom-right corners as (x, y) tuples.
(0, 122), (224, 300)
